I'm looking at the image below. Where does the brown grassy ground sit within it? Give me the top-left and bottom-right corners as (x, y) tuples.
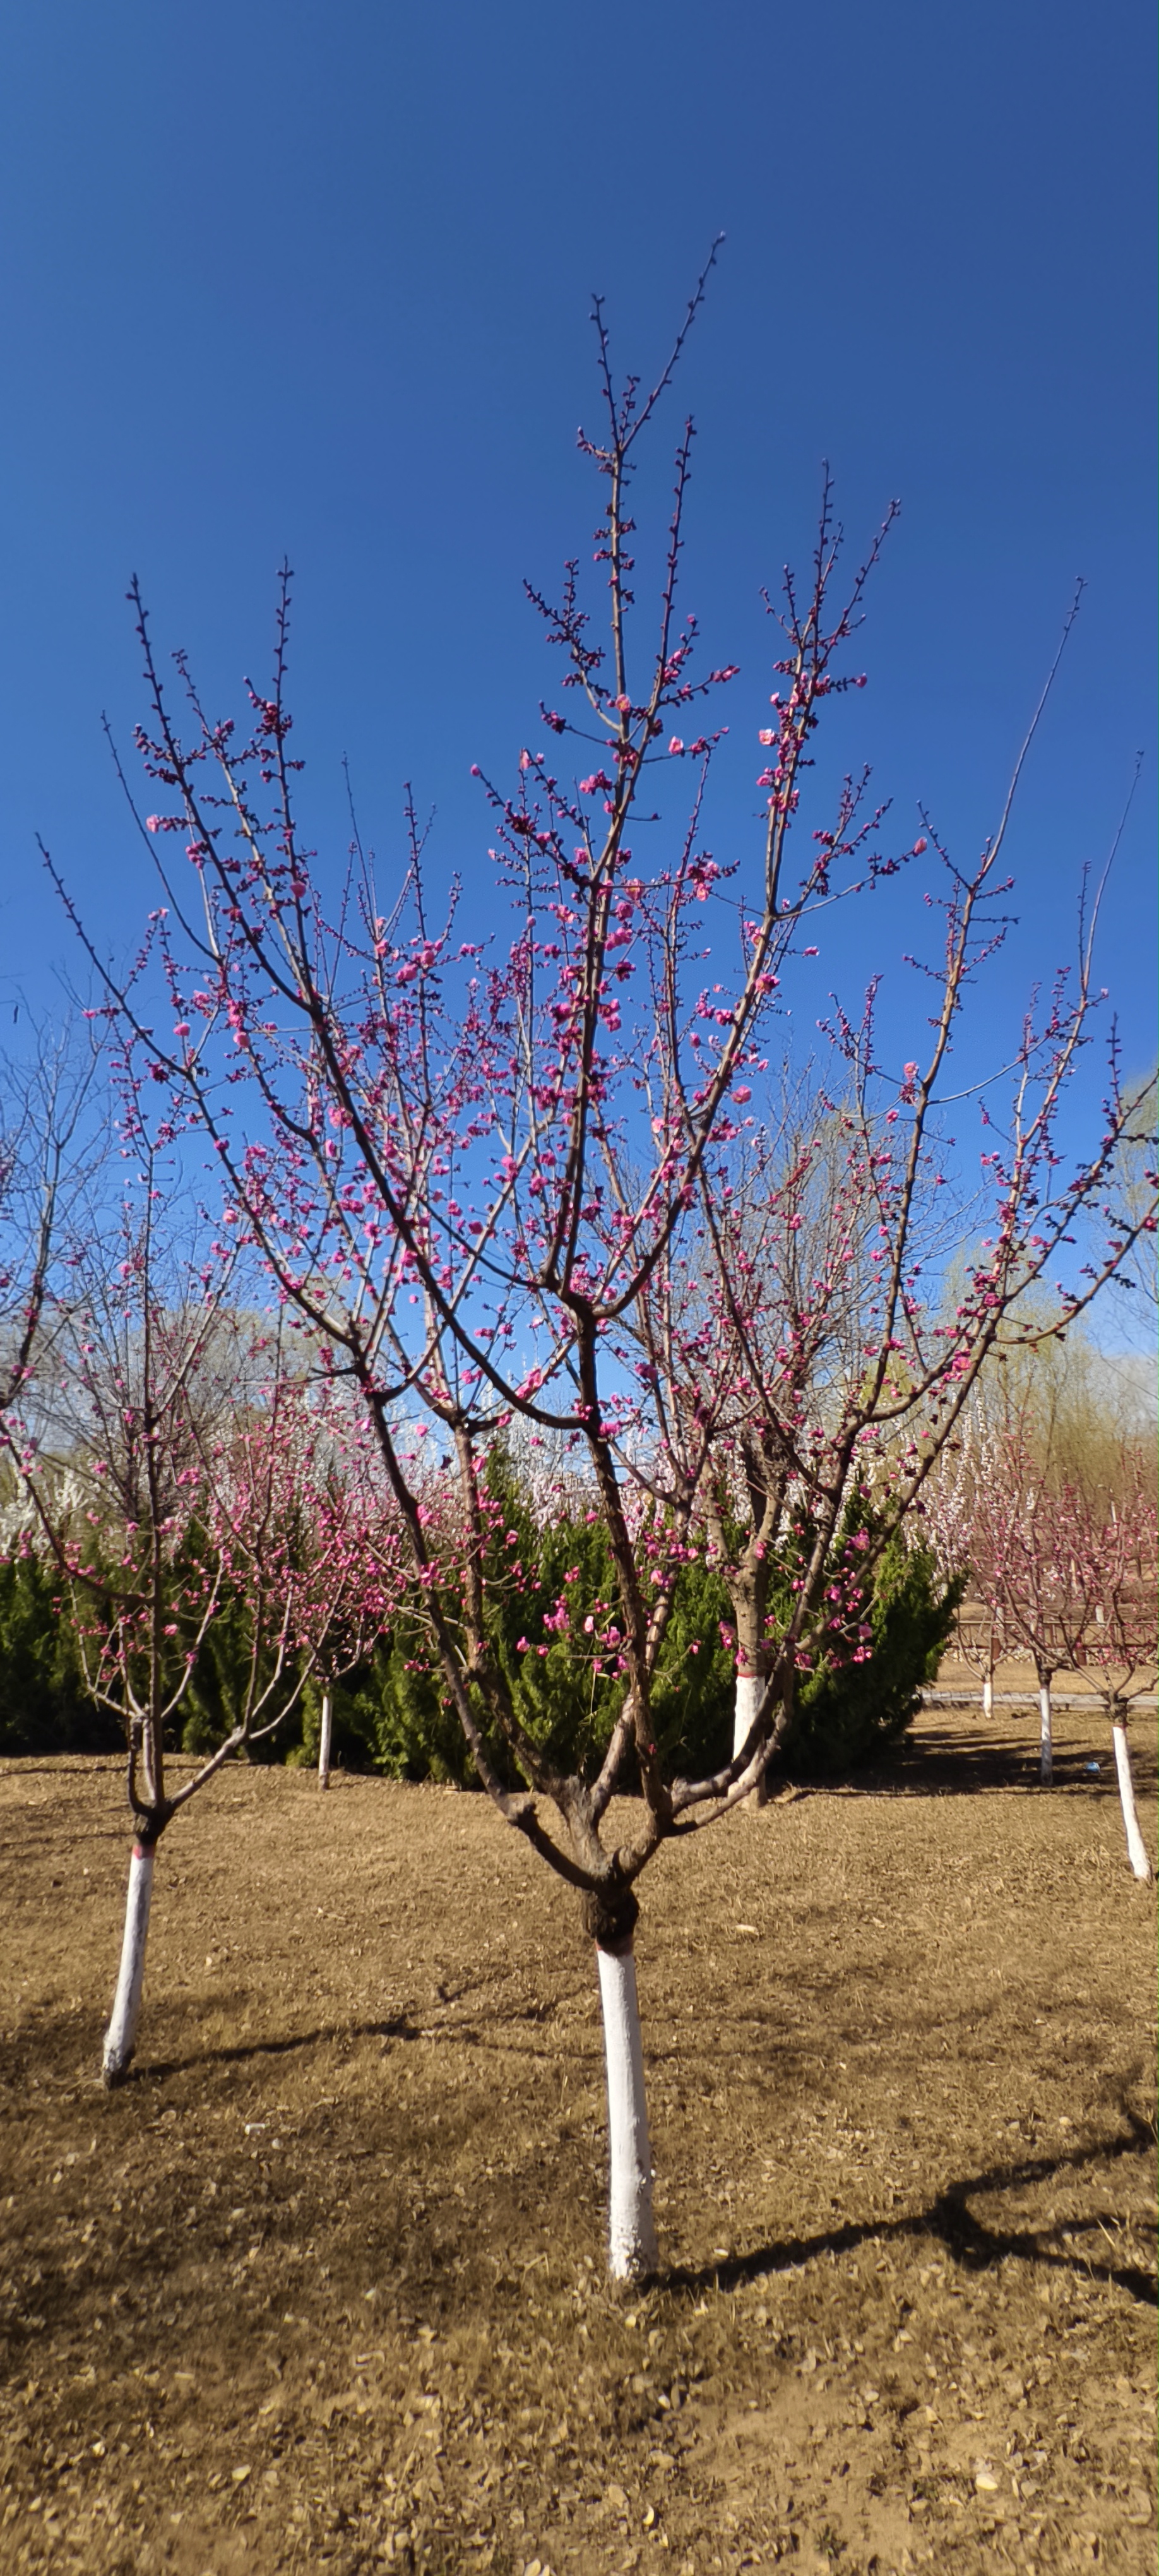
(0, 1698), (1155, 2576)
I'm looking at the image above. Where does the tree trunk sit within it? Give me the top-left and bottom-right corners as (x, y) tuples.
(1111, 1719), (1152, 1881)
(595, 1939), (658, 2281)
(318, 1685), (333, 1792)
(982, 1673), (993, 1719)
(1038, 1679), (1053, 1785)
(733, 1667), (768, 1808)
(103, 1841), (156, 2085)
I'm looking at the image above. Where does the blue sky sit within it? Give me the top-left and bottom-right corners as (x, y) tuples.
(1, 1), (1155, 1198)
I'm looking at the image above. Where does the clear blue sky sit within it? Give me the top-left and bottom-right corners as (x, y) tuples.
(1, 1), (1155, 1153)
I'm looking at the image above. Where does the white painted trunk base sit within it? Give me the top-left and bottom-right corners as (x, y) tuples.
(103, 1844), (155, 2084)
(733, 1672), (768, 1806)
(982, 1676), (993, 1719)
(595, 1941), (658, 2281)
(1112, 1722), (1152, 1882)
(318, 1686), (333, 1792)
(1038, 1683), (1054, 1786)
(733, 1671), (760, 1765)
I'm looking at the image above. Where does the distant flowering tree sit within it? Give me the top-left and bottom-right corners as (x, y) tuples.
(51, 267), (1156, 2267)
(1049, 1448), (1156, 1881)
(2, 1159), (388, 2081)
(3, 1168), (240, 2079)
(194, 1320), (396, 1796)
(942, 1535), (1004, 1720)
(927, 1417), (1069, 1780)
(280, 1388), (403, 1792)
(942, 1416), (1156, 1867)
(619, 1078), (972, 1789)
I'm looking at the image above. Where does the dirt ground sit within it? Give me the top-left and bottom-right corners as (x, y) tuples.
(0, 1696), (1155, 2576)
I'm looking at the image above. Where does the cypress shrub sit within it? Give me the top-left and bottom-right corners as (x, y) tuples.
(0, 1469), (959, 1782)
(781, 1506), (964, 1779)
(0, 1554), (119, 1756)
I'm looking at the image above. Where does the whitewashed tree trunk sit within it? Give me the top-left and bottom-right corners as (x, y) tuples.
(1111, 1720), (1152, 1882)
(982, 1674), (993, 1719)
(318, 1685), (333, 1791)
(1038, 1680), (1054, 1785)
(733, 1669), (768, 1808)
(595, 1940), (658, 2281)
(103, 1842), (155, 2085)
(732, 1670), (759, 1763)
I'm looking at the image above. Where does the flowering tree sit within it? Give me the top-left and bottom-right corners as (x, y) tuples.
(276, 1388), (400, 1792)
(949, 1581), (1006, 1720)
(940, 1418), (1157, 1869)
(193, 1318), (396, 1793)
(3, 1163), (387, 2079)
(4, 1172), (239, 2077)
(52, 273), (1156, 2265)
(927, 1417), (1068, 1779)
(619, 1073), (974, 1792)
(1050, 1448), (1156, 1881)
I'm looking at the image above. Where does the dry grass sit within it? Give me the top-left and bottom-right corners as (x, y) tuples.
(0, 1699), (1155, 2575)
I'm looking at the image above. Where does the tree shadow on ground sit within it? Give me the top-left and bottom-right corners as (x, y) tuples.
(0, 2012), (432, 2097)
(849, 1719), (1157, 1798)
(5, 1953), (1144, 2097)
(138, 2015), (425, 2078)
(663, 2101), (1158, 2310)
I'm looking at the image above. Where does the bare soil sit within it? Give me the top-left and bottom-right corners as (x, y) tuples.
(1, 1697), (1155, 2576)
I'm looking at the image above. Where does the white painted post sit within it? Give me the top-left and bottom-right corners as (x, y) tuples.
(1112, 1720), (1152, 1882)
(318, 1685), (333, 1792)
(1038, 1680), (1054, 1785)
(595, 1940), (658, 2281)
(102, 1843), (156, 2085)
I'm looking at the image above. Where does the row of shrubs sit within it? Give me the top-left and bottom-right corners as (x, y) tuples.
(0, 1473), (961, 1782)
